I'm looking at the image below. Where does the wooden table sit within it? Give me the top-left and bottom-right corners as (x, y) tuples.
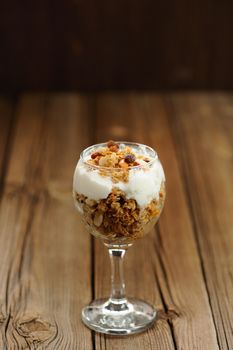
(0, 93), (232, 349)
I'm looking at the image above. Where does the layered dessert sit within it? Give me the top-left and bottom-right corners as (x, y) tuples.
(73, 141), (165, 244)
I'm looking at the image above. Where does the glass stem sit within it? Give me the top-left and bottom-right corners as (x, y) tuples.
(108, 247), (127, 303)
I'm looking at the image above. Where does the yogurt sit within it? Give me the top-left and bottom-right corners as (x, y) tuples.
(73, 158), (165, 208)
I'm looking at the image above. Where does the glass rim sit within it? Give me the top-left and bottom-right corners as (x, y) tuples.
(80, 141), (158, 170)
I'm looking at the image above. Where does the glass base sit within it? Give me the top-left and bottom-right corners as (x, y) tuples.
(82, 298), (156, 335)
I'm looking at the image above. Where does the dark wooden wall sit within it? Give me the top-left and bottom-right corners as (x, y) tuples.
(0, 0), (233, 91)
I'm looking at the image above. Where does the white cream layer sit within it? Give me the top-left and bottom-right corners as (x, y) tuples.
(73, 159), (165, 207)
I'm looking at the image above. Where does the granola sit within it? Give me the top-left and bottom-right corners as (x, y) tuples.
(86, 141), (151, 183)
(73, 141), (166, 244)
(75, 182), (165, 244)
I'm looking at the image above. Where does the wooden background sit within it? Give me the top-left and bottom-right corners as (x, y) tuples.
(0, 92), (232, 349)
(1, 0), (233, 91)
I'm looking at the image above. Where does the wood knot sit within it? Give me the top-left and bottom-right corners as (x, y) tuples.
(0, 304), (6, 327)
(167, 308), (180, 320)
(15, 313), (56, 343)
(0, 313), (6, 326)
(156, 308), (180, 322)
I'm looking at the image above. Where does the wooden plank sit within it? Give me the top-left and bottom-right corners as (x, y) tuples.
(93, 93), (219, 349)
(93, 94), (175, 350)
(0, 94), (94, 348)
(169, 93), (233, 349)
(0, 92), (231, 349)
(143, 94), (219, 350)
(0, 97), (14, 342)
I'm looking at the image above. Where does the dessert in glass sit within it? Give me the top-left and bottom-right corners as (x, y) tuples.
(73, 141), (165, 335)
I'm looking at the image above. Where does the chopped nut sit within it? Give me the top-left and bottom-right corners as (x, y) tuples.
(76, 193), (86, 203)
(93, 211), (103, 227)
(124, 154), (136, 163)
(91, 151), (102, 159)
(122, 146), (132, 154)
(111, 201), (121, 211)
(85, 198), (97, 207)
(119, 159), (128, 168)
(109, 145), (119, 152)
(124, 199), (136, 211)
(99, 153), (118, 167)
(94, 157), (100, 165)
(132, 211), (139, 220)
(107, 140), (118, 148)
(86, 159), (96, 166)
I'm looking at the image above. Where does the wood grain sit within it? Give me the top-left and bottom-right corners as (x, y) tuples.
(92, 93), (221, 349)
(0, 94), (94, 348)
(169, 93), (233, 349)
(0, 92), (232, 349)
(93, 94), (175, 350)
(0, 97), (15, 345)
(141, 94), (220, 349)
(93, 95), (218, 349)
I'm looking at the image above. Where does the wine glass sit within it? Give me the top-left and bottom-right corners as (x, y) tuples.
(73, 141), (165, 335)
